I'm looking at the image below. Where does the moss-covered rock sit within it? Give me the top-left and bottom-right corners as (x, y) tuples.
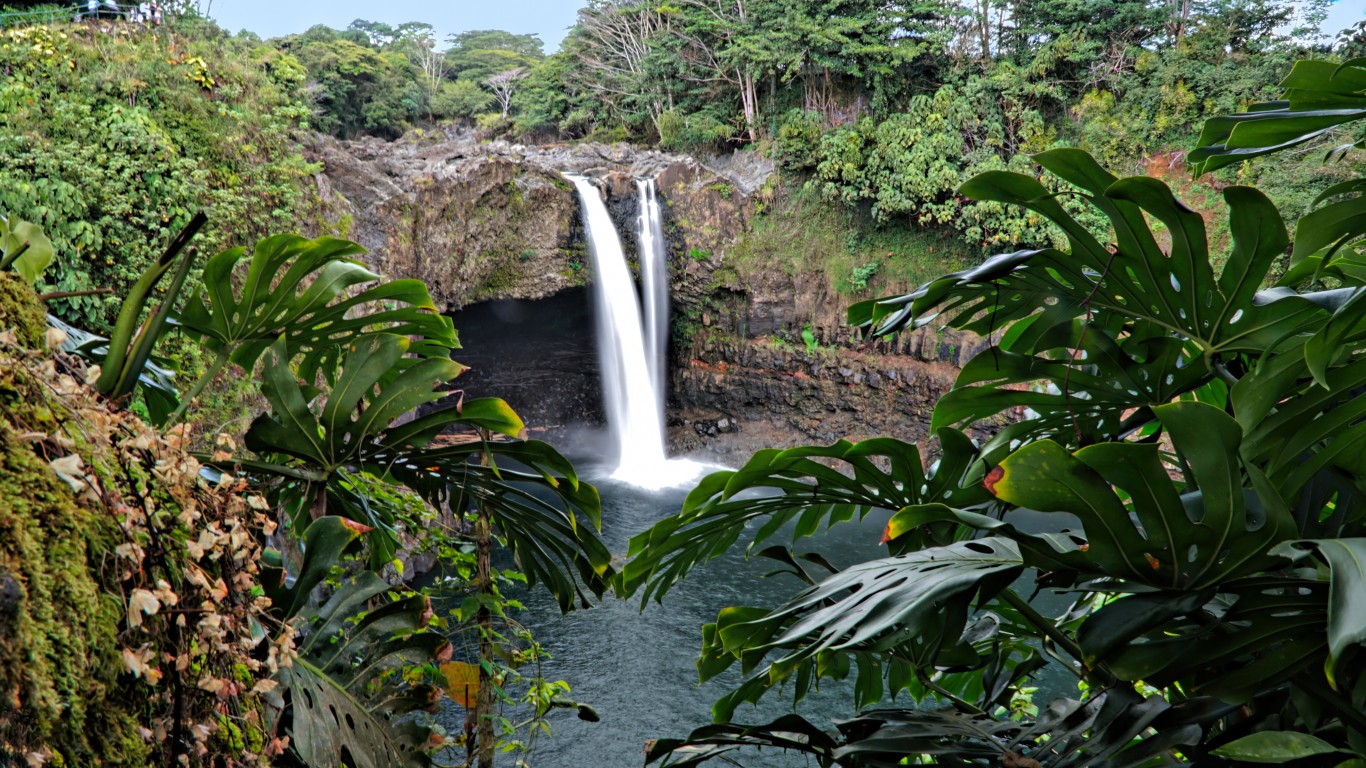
(0, 281), (150, 766)
(0, 278), (274, 767)
(0, 272), (47, 348)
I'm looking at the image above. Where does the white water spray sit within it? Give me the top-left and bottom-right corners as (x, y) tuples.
(568, 174), (703, 489)
(637, 178), (669, 425)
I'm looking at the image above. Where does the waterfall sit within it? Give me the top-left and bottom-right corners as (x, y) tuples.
(636, 178), (668, 428)
(567, 174), (702, 489)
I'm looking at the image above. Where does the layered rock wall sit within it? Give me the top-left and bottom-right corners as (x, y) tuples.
(311, 129), (981, 455)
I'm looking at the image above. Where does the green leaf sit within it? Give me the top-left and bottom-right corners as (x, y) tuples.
(384, 440), (613, 612)
(852, 157), (1314, 452)
(273, 572), (447, 768)
(176, 234), (458, 375)
(1270, 539), (1366, 687)
(699, 538), (1023, 719)
(0, 214), (54, 283)
(1211, 731), (1342, 763)
(622, 431), (988, 604)
(983, 402), (1295, 588)
(261, 516), (370, 620)
(246, 334), (468, 473)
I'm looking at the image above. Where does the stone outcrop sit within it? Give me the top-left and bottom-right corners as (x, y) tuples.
(310, 128), (986, 458)
(668, 323), (987, 459)
(307, 129), (767, 312)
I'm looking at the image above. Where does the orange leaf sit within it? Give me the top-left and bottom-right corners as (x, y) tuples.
(440, 661), (480, 709)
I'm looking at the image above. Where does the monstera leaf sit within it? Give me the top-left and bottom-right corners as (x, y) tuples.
(259, 517), (448, 768)
(238, 333), (615, 609)
(623, 430), (991, 604)
(384, 439), (615, 612)
(260, 516), (371, 620)
(888, 403), (1295, 589)
(276, 575), (448, 768)
(850, 151), (1344, 453)
(0, 213), (54, 283)
(697, 538), (1024, 721)
(1270, 538), (1366, 687)
(1191, 60), (1366, 284)
(176, 234), (458, 378)
(646, 687), (1217, 767)
(1073, 576), (1330, 702)
(244, 334), (499, 474)
(1188, 59), (1366, 176)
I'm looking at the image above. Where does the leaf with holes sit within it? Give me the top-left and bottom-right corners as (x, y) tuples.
(176, 234), (458, 376)
(699, 538), (1023, 721)
(980, 402), (1295, 589)
(272, 572), (449, 768)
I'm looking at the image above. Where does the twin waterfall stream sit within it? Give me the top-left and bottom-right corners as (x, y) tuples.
(566, 174), (704, 490)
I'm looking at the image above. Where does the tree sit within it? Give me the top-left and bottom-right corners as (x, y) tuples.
(281, 30), (421, 138)
(485, 67), (528, 118)
(445, 29), (544, 84)
(575, 0), (666, 129)
(432, 79), (495, 120)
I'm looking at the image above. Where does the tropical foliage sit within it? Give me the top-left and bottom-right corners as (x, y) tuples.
(630, 56), (1366, 767)
(0, 197), (610, 766)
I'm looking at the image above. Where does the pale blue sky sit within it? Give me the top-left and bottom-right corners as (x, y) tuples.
(207, 0), (1364, 53)
(208, 0), (582, 50)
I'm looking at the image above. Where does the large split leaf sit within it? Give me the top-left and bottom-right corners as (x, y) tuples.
(176, 234), (458, 376)
(850, 151), (1335, 451)
(977, 402), (1295, 588)
(384, 439), (614, 612)
(1191, 60), (1366, 286)
(1076, 577), (1329, 702)
(1189, 60), (1366, 176)
(623, 430), (990, 604)
(646, 687), (1216, 767)
(260, 515), (371, 620)
(274, 572), (449, 768)
(236, 333), (614, 610)
(1270, 538), (1366, 687)
(699, 538), (1023, 720)
(245, 334), (484, 473)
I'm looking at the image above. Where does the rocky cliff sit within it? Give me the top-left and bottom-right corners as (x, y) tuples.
(307, 129), (770, 312)
(310, 129), (982, 455)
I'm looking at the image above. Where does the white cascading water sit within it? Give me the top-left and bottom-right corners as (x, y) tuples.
(568, 174), (702, 489)
(636, 178), (668, 425)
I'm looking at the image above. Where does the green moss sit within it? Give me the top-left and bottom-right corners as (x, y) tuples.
(0, 280), (151, 766)
(0, 390), (149, 766)
(0, 273), (47, 348)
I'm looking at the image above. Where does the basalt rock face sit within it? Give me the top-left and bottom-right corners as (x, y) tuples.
(668, 324), (990, 460)
(307, 130), (766, 312)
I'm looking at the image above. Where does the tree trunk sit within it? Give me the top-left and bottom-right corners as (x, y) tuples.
(738, 68), (758, 142)
(978, 0), (991, 60)
(474, 430), (496, 768)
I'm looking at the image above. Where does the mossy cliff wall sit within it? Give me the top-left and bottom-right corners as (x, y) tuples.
(0, 276), (274, 767)
(0, 274), (151, 766)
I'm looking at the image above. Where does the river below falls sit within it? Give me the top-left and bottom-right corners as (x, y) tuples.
(427, 452), (1077, 767)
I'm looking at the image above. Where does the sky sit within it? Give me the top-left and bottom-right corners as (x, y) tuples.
(207, 0), (1364, 53)
(207, 0), (582, 51)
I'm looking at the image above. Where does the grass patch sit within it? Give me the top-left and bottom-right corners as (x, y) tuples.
(727, 182), (974, 300)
